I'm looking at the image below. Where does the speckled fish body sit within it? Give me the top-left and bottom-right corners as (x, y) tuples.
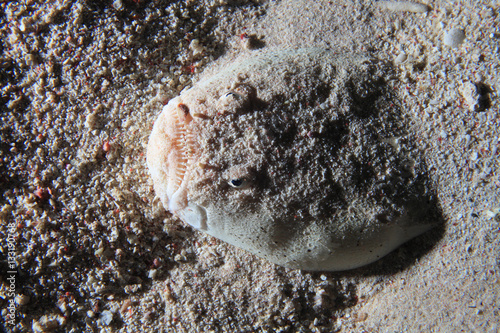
(147, 48), (436, 271)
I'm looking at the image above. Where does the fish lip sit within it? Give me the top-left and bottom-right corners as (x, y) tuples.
(147, 98), (197, 214)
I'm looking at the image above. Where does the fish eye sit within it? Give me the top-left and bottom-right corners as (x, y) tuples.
(222, 91), (241, 99)
(229, 178), (247, 188)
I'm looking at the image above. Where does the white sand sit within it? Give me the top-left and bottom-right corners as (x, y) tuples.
(0, 0), (498, 332)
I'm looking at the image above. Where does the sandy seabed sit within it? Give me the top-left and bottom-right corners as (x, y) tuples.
(0, 0), (499, 332)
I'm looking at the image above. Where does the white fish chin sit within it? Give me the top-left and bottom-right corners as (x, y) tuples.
(176, 202), (208, 231)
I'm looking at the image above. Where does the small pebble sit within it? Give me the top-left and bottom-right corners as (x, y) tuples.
(99, 310), (113, 326)
(443, 28), (466, 47)
(394, 52), (407, 64)
(103, 141), (111, 152)
(120, 299), (132, 313)
(459, 82), (480, 112)
(376, 1), (429, 13)
(485, 208), (500, 222)
(19, 17), (31, 32)
(85, 113), (98, 129)
(189, 39), (205, 57)
(470, 151), (478, 161)
(148, 269), (158, 279)
(112, 0), (123, 10)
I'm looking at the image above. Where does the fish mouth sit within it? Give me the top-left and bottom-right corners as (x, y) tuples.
(168, 102), (195, 194)
(147, 98), (196, 214)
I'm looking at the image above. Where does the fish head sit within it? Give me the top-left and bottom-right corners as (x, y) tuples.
(147, 83), (263, 232)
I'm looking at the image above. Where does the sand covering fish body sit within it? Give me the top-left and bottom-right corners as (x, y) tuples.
(147, 48), (438, 271)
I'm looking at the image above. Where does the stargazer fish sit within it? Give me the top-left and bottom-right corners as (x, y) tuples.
(147, 48), (439, 271)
